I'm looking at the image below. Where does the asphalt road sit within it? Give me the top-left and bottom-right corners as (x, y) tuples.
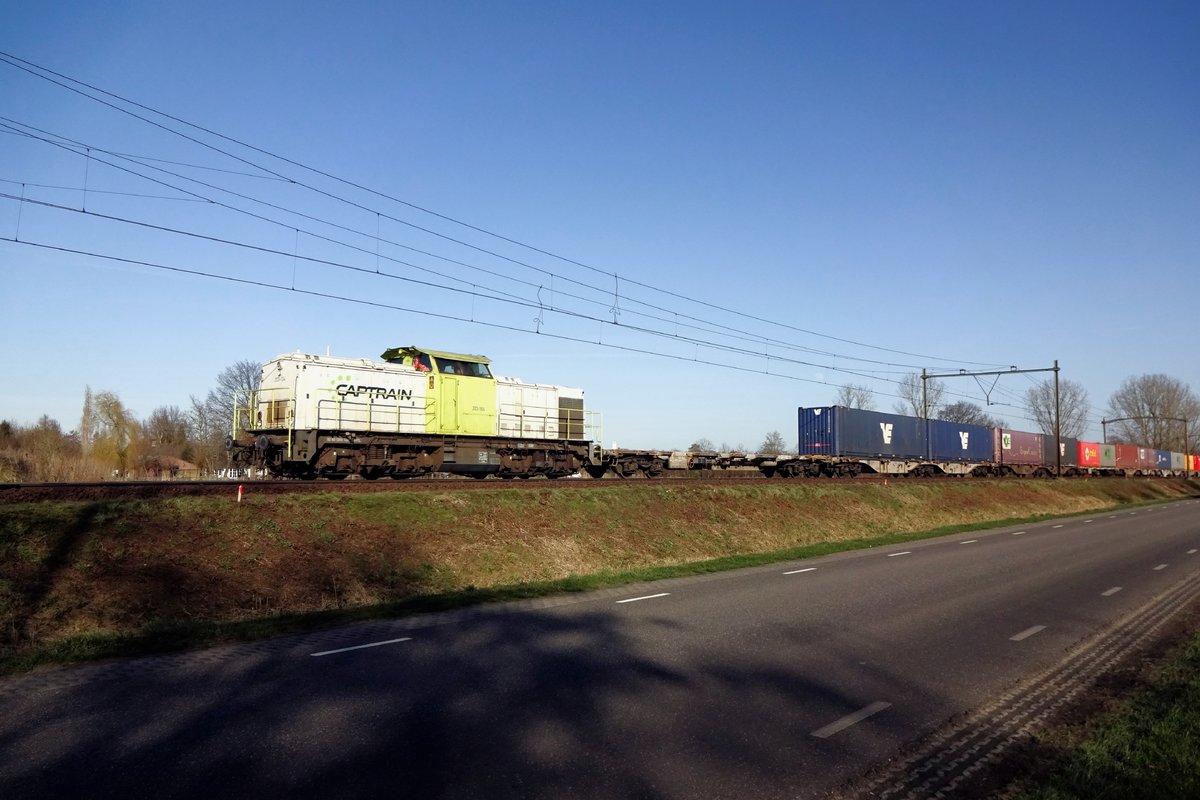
(2, 499), (1199, 799)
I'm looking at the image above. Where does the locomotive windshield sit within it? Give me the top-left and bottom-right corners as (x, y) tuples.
(435, 357), (491, 378)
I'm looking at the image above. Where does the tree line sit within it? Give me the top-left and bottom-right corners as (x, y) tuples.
(690, 372), (1200, 456)
(0, 360), (260, 482)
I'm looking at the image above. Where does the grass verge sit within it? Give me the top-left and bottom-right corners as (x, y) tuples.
(1013, 629), (1200, 799)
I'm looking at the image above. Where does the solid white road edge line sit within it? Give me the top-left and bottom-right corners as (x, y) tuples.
(617, 593), (670, 604)
(1010, 625), (1047, 642)
(1102, 587), (1123, 596)
(810, 701), (892, 739)
(311, 637), (413, 657)
(783, 567), (817, 575)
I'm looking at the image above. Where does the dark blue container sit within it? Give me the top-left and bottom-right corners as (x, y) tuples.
(797, 407), (926, 460)
(1042, 436), (1079, 468)
(1156, 450), (1172, 469)
(928, 419), (995, 462)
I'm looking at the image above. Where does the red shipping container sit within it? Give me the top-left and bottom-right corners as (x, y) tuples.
(1078, 441), (1102, 467)
(1114, 444), (1140, 469)
(994, 429), (1044, 465)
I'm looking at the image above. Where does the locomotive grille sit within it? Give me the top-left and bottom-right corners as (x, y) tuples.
(558, 397), (584, 440)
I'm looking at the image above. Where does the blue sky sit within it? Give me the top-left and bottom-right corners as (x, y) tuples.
(1, 1), (1197, 450)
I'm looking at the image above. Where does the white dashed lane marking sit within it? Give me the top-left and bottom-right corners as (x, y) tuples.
(311, 637), (412, 657)
(1189, 549), (1198, 555)
(1010, 625), (1047, 642)
(959, 540), (977, 545)
(887, 551), (912, 558)
(617, 593), (670, 604)
(1052, 524), (1064, 529)
(1012, 531), (1027, 536)
(1102, 587), (1123, 596)
(810, 701), (892, 739)
(1154, 564), (1169, 571)
(783, 567), (817, 575)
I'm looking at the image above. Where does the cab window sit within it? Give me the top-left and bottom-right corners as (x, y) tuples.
(435, 358), (491, 378)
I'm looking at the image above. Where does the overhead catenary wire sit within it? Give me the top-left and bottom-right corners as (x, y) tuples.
(0, 116), (969, 372)
(4, 235), (929, 399)
(0, 195), (919, 383)
(0, 50), (1013, 371)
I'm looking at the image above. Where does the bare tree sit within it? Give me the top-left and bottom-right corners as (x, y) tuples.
(1024, 378), (1090, 440)
(836, 383), (876, 410)
(1107, 374), (1200, 451)
(689, 438), (715, 452)
(894, 373), (944, 418)
(144, 406), (192, 461)
(190, 359), (263, 471)
(759, 430), (787, 454)
(937, 401), (1003, 427)
(204, 359), (263, 431)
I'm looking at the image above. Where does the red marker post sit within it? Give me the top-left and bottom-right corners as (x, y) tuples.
(237, 484), (244, 503)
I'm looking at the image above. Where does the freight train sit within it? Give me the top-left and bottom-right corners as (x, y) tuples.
(780, 406), (1198, 479)
(227, 347), (1198, 480)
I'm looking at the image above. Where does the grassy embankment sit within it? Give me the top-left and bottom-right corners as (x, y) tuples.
(2, 478), (1196, 675)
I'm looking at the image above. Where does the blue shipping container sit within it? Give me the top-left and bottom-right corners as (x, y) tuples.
(928, 419), (995, 462)
(797, 407), (926, 460)
(1156, 450), (1172, 470)
(1042, 436), (1079, 468)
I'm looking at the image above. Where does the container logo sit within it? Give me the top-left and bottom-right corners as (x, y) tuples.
(1002, 433), (1012, 450)
(880, 423), (894, 444)
(959, 432), (970, 450)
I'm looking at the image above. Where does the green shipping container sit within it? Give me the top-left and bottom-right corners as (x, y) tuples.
(1100, 443), (1116, 468)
